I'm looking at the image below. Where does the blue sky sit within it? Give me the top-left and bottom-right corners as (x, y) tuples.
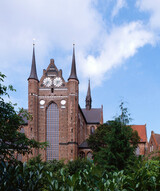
(0, 0), (160, 140)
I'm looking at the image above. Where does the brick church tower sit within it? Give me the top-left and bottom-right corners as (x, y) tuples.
(28, 43), (39, 158)
(27, 44), (103, 162)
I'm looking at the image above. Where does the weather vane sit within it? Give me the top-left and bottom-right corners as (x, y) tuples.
(33, 38), (36, 46)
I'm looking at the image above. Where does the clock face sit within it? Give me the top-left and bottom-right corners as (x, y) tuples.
(43, 77), (52, 87)
(53, 77), (62, 87)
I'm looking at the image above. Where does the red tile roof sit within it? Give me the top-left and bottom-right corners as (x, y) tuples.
(153, 133), (160, 145)
(131, 125), (147, 143)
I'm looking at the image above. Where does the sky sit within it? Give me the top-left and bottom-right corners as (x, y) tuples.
(0, 0), (160, 140)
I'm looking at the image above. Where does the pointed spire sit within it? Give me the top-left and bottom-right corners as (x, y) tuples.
(86, 79), (92, 110)
(28, 42), (38, 81)
(68, 44), (78, 82)
(87, 79), (91, 97)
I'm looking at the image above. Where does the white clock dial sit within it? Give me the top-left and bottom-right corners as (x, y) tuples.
(53, 77), (62, 87)
(43, 77), (52, 87)
(61, 100), (66, 105)
(40, 100), (45, 105)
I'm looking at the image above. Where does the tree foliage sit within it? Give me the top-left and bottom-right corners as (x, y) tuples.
(87, 102), (140, 171)
(0, 72), (46, 162)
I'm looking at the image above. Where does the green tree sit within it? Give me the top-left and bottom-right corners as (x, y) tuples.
(87, 102), (140, 171)
(0, 72), (46, 162)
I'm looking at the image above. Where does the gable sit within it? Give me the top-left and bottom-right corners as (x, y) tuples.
(131, 125), (147, 143)
(154, 134), (160, 145)
(149, 132), (160, 146)
(39, 59), (65, 88)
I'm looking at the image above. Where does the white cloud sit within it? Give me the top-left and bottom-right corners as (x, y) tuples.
(0, 0), (104, 51)
(0, 0), (106, 101)
(136, 0), (160, 30)
(0, 0), (104, 73)
(78, 21), (155, 87)
(0, 0), (157, 101)
(112, 0), (127, 18)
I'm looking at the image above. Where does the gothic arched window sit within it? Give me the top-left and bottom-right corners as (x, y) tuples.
(47, 102), (59, 160)
(90, 126), (95, 134)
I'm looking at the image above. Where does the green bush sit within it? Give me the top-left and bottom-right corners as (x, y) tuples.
(124, 159), (160, 191)
(0, 161), (46, 191)
(66, 158), (92, 175)
(1, 158), (160, 190)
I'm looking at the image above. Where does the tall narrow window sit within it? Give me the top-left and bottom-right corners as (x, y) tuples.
(47, 102), (59, 160)
(90, 126), (95, 134)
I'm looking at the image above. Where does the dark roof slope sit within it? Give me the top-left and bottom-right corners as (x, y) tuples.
(82, 108), (101, 124)
(79, 140), (89, 148)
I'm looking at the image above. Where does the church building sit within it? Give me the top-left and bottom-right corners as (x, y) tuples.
(22, 44), (148, 162)
(26, 44), (103, 161)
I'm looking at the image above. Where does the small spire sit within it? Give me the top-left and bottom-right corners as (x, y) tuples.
(68, 44), (78, 82)
(28, 42), (38, 81)
(86, 79), (92, 110)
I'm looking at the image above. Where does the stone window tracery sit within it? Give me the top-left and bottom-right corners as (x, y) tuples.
(47, 102), (59, 160)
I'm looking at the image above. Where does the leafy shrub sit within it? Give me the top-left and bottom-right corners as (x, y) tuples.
(44, 159), (65, 173)
(124, 159), (160, 191)
(66, 158), (92, 175)
(1, 158), (160, 190)
(0, 161), (46, 191)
